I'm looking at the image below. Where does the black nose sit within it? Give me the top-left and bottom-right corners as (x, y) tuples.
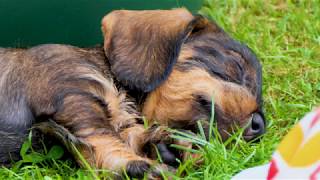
(244, 113), (265, 141)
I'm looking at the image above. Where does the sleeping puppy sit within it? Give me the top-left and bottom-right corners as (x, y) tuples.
(101, 9), (265, 141)
(0, 8), (265, 178)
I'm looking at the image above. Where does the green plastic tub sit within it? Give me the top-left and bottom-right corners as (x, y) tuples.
(0, 0), (204, 47)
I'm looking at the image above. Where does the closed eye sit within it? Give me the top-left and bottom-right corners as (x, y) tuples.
(194, 94), (212, 115)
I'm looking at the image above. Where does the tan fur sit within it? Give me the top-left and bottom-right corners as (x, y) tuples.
(143, 68), (257, 137)
(84, 134), (152, 170)
(100, 8), (198, 92)
(120, 125), (147, 155)
(101, 8), (193, 48)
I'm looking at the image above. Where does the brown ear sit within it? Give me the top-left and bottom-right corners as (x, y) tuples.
(101, 8), (200, 92)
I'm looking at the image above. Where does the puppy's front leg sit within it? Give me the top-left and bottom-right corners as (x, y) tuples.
(120, 124), (194, 168)
(119, 124), (172, 156)
(84, 134), (158, 177)
(43, 89), (169, 178)
(35, 120), (166, 179)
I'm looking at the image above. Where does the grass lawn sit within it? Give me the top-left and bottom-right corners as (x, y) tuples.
(1, 0), (319, 179)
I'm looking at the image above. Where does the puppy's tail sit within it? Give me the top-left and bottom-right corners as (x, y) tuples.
(33, 120), (95, 167)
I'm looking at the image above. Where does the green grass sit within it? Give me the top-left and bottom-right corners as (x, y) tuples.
(1, 0), (319, 179)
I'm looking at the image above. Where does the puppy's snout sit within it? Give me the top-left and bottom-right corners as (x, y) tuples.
(244, 113), (265, 141)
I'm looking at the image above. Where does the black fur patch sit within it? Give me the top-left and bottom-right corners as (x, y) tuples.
(157, 143), (179, 167)
(125, 160), (151, 178)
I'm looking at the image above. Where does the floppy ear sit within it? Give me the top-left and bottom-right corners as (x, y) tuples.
(101, 8), (200, 92)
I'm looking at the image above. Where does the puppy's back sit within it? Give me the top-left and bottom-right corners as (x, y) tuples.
(0, 44), (109, 165)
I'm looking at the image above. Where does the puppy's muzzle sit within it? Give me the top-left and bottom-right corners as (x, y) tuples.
(244, 113), (265, 141)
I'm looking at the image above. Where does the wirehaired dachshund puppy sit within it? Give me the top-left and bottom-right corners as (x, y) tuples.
(0, 8), (265, 178)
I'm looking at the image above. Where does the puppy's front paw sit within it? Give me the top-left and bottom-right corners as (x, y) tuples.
(126, 160), (151, 178)
(145, 125), (172, 143)
(156, 143), (179, 167)
(125, 160), (174, 179)
(154, 130), (194, 167)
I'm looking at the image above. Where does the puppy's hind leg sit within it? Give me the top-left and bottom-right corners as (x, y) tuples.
(0, 130), (27, 165)
(0, 106), (34, 165)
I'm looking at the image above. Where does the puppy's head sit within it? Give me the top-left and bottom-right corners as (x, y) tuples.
(101, 9), (265, 141)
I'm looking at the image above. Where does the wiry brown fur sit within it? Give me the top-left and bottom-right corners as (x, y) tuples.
(0, 8), (265, 178)
(142, 28), (261, 139)
(143, 68), (258, 140)
(0, 45), (172, 178)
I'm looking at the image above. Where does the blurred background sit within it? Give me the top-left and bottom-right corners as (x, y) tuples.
(0, 0), (203, 47)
